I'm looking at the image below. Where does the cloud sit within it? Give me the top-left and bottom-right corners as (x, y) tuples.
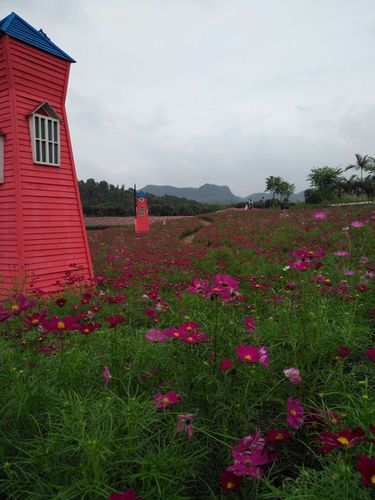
(1, 0), (375, 195)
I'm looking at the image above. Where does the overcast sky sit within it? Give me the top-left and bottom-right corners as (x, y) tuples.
(1, 0), (375, 195)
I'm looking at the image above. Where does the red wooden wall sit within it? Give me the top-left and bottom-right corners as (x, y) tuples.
(0, 34), (93, 295)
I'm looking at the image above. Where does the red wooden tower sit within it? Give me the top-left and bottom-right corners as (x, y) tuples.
(135, 190), (150, 233)
(0, 12), (93, 295)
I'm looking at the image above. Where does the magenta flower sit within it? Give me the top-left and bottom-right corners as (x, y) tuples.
(244, 316), (257, 332)
(343, 269), (355, 276)
(212, 274), (239, 290)
(41, 315), (80, 334)
(219, 359), (233, 372)
(266, 429), (292, 443)
(220, 470), (241, 494)
(236, 345), (260, 363)
(312, 211), (326, 220)
(287, 397), (304, 429)
(357, 455), (375, 488)
(351, 220), (364, 228)
(258, 346), (270, 368)
(108, 489), (137, 500)
(334, 250), (350, 256)
(188, 278), (209, 294)
(0, 308), (13, 322)
(233, 431), (265, 453)
(283, 367), (301, 385)
(145, 329), (169, 342)
(11, 295), (37, 314)
(102, 365), (111, 388)
(153, 390), (180, 408)
(337, 347), (352, 358)
(228, 449), (269, 478)
(179, 331), (210, 343)
(176, 414), (194, 440)
(365, 348), (375, 361)
(291, 260), (311, 271)
(104, 315), (125, 327)
(317, 428), (365, 454)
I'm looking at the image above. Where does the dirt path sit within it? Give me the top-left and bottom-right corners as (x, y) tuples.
(180, 217), (213, 244)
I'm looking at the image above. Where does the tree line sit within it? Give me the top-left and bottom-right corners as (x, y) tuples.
(263, 154), (375, 206)
(304, 154), (375, 203)
(78, 179), (222, 216)
(79, 154), (375, 216)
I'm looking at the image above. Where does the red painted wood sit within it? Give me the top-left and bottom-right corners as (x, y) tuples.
(0, 31), (93, 296)
(135, 196), (150, 233)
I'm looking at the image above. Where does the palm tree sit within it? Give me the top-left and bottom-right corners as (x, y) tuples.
(345, 154), (375, 195)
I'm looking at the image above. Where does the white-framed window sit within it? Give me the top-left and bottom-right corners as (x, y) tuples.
(28, 102), (61, 166)
(139, 207), (145, 216)
(0, 133), (4, 183)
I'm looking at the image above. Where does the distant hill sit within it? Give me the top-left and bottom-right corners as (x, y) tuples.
(142, 183), (243, 204)
(142, 184), (305, 204)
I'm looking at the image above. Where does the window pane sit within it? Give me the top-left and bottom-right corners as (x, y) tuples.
(48, 120), (52, 141)
(35, 116), (40, 138)
(41, 118), (45, 139)
(36, 140), (41, 162)
(41, 141), (46, 162)
(53, 121), (58, 142)
(54, 144), (58, 164)
(48, 142), (53, 163)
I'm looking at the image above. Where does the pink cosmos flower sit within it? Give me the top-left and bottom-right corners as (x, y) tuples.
(351, 220), (364, 228)
(236, 345), (260, 363)
(312, 211), (326, 220)
(176, 414), (194, 440)
(287, 397), (304, 429)
(266, 429), (292, 443)
(291, 260), (311, 271)
(220, 470), (241, 494)
(9, 295), (37, 314)
(357, 455), (375, 488)
(153, 390), (180, 408)
(0, 308), (13, 322)
(108, 489), (137, 500)
(219, 359), (233, 372)
(41, 315), (80, 334)
(179, 321), (199, 333)
(244, 316), (257, 332)
(228, 449), (269, 478)
(232, 431), (265, 453)
(258, 346), (270, 368)
(102, 365), (111, 388)
(212, 274), (239, 290)
(334, 250), (350, 256)
(337, 347), (352, 358)
(179, 331), (210, 343)
(283, 367), (301, 385)
(188, 278), (209, 294)
(317, 428), (365, 454)
(365, 348), (375, 361)
(343, 270), (355, 276)
(144, 329), (169, 342)
(104, 315), (125, 327)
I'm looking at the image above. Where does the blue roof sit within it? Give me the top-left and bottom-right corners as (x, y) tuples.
(0, 12), (75, 62)
(137, 191), (147, 198)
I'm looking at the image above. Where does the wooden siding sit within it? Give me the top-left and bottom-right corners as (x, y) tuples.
(0, 35), (93, 295)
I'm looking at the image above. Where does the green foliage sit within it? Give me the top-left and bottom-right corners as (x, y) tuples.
(0, 206), (374, 498)
(78, 179), (221, 217)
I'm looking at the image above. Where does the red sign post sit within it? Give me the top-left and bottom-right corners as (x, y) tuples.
(135, 191), (150, 233)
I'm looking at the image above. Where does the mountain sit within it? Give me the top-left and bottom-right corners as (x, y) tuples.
(142, 184), (305, 204)
(142, 184), (243, 204)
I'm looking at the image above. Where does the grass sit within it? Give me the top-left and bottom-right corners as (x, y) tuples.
(0, 205), (374, 499)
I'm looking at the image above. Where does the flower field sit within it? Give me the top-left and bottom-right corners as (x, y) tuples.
(1, 206), (374, 499)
